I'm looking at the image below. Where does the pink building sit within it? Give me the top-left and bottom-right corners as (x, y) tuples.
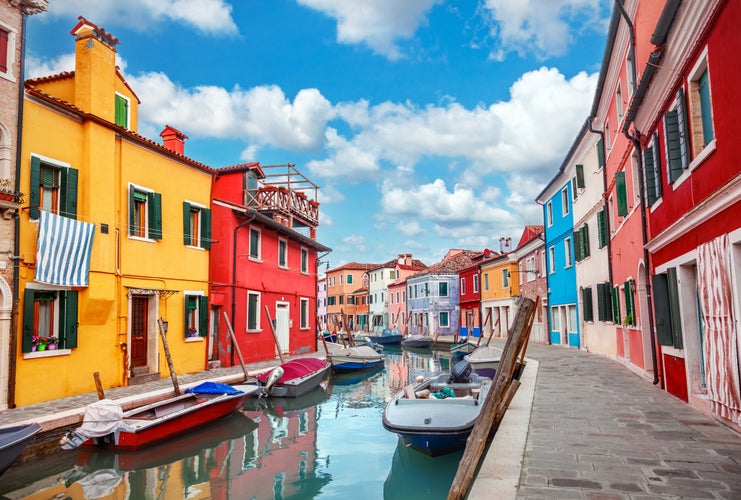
(388, 254), (426, 334)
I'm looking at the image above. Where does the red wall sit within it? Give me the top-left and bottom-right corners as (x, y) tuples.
(662, 352), (689, 402)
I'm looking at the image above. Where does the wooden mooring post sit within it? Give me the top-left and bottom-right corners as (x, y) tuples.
(447, 297), (536, 500)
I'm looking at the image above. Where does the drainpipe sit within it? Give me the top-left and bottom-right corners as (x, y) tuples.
(7, 14), (28, 408)
(231, 210), (256, 366)
(586, 118), (614, 292)
(617, 0), (660, 385)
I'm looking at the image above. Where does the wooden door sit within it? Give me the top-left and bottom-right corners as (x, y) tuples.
(130, 295), (148, 368)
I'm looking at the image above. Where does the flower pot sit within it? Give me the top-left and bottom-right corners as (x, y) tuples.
(37, 343), (46, 352)
(47, 343), (57, 350)
(31, 345), (37, 352)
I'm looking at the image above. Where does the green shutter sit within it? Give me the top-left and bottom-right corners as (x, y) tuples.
(29, 156), (41, 219)
(184, 297), (190, 335)
(61, 290), (78, 348)
(61, 167), (78, 219)
(22, 288), (35, 352)
(572, 177), (578, 199)
(652, 273), (674, 346)
(128, 187), (136, 235)
(115, 94), (128, 127)
(597, 209), (606, 248)
(183, 202), (191, 245)
(199, 296), (208, 337)
(582, 224), (590, 258)
(201, 208), (211, 249)
(576, 164), (585, 188)
(611, 286), (621, 323)
(573, 229), (582, 261)
(643, 145), (658, 207)
(597, 138), (605, 168)
(598, 282), (613, 322)
(149, 192), (162, 240)
(582, 287), (593, 322)
(667, 267), (683, 349)
(616, 171), (628, 216)
(623, 281), (634, 325)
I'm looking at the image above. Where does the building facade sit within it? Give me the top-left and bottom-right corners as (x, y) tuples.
(513, 226), (548, 344)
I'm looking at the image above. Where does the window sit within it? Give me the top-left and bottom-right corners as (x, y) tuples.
(561, 187), (569, 216)
(0, 27), (9, 74)
(623, 280), (635, 326)
(347, 275), (353, 284)
(597, 209), (608, 248)
(183, 202), (211, 249)
(631, 151), (641, 204)
(339, 295), (344, 305)
(300, 298), (309, 329)
(596, 282), (613, 322)
(390, 270), (395, 279)
(439, 311), (449, 328)
(460, 278), (466, 295)
(582, 287), (593, 322)
(616, 81), (624, 123)
(615, 171), (628, 217)
(608, 195), (616, 233)
(249, 227), (261, 259)
(652, 269), (683, 349)
(596, 137), (605, 169)
(564, 238), (572, 268)
(643, 133), (663, 207)
(278, 238), (288, 268)
(438, 282), (448, 297)
(626, 53), (635, 97)
(340, 275), (343, 285)
(184, 293), (207, 338)
(128, 185), (162, 239)
(484, 273), (489, 291)
(574, 224), (590, 261)
(568, 305), (577, 334)
(551, 306), (560, 332)
(22, 289), (78, 353)
(473, 275), (479, 293)
(548, 246), (555, 274)
(30, 156), (78, 220)
(575, 164), (585, 189)
(688, 50), (714, 155)
(611, 286), (621, 324)
(115, 93), (129, 128)
(663, 89), (690, 183)
(526, 257), (536, 282)
(605, 122), (611, 152)
(301, 247), (308, 273)
(247, 292), (260, 331)
(502, 269), (510, 288)
(546, 202), (553, 226)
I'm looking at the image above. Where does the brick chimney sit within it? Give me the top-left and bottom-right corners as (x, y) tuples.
(70, 17), (119, 119)
(405, 253), (412, 266)
(160, 125), (188, 155)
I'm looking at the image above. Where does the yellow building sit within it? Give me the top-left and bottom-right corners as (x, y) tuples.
(12, 18), (213, 406)
(479, 254), (520, 339)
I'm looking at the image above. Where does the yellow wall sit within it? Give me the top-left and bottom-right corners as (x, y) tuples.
(13, 30), (211, 406)
(480, 260), (519, 302)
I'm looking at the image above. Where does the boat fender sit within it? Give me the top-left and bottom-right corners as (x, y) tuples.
(263, 366), (285, 396)
(415, 389), (430, 399)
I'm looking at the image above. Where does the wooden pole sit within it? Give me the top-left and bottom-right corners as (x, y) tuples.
(342, 309), (355, 346)
(264, 305), (285, 364)
(447, 298), (535, 500)
(157, 317), (181, 396)
(93, 372), (105, 400)
(223, 311), (249, 381)
(317, 324), (330, 355)
(478, 309), (492, 346)
(485, 317), (501, 345)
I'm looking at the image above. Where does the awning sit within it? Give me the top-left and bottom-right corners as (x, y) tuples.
(35, 211), (95, 287)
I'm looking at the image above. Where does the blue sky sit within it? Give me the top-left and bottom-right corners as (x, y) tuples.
(25, 0), (610, 269)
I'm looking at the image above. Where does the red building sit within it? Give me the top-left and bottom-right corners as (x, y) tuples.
(209, 163), (330, 366)
(513, 226), (547, 344)
(621, 0), (741, 429)
(458, 252), (489, 339)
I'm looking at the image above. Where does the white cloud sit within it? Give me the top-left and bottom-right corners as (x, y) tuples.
(297, 0), (441, 60)
(46, 0), (238, 37)
(335, 234), (367, 254)
(25, 53), (77, 78)
(396, 220), (424, 237)
(482, 0), (603, 60)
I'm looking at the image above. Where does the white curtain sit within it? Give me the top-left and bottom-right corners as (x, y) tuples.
(698, 234), (741, 424)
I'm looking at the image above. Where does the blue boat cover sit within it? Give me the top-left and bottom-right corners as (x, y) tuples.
(185, 382), (243, 395)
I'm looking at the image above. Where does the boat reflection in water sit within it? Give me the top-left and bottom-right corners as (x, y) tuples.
(3, 349), (470, 499)
(384, 441), (463, 500)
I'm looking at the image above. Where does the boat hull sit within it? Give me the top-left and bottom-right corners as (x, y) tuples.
(82, 390), (253, 451)
(366, 334), (402, 345)
(252, 358), (332, 398)
(331, 357), (384, 373)
(0, 423), (41, 476)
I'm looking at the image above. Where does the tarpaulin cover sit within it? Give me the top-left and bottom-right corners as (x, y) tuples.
(257, 358), (327, 384)
(75, 399), (132, 438)
(185, 381), (243, 395)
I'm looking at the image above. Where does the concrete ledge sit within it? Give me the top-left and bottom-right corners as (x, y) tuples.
(468, 358), (538, 500)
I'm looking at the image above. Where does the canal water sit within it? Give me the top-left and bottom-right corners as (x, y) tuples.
(1, 347), (465, 500)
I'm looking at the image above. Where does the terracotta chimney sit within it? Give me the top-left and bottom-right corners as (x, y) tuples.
(405, 253), (412, 266)
(160, 125), (188, 155)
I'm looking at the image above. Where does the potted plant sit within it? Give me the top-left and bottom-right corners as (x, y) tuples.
(186, 328), (198, 338)
(32, 335), (46, 352)
(622, 312), (633, 327)
(0, 178), (13, 201)
(47, 336), (59, 350)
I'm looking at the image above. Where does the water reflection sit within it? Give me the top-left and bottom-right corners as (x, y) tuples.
(2, 348), (464, 499)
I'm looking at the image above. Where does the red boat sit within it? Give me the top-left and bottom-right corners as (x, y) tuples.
(61, 382), (258, 451)
(238, 358), (332, 398)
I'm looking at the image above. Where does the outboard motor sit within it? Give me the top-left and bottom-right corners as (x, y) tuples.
(262, 366), (284, 397)
(448, 360), (472, 384)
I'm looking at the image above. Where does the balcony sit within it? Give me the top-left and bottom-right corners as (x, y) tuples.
(0, 183), (24, 216)
(243, 163), (319, 229)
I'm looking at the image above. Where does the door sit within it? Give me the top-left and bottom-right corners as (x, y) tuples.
(275, 303), (290, 354)
(130, 295), (149, 369)
(209, 306), (220, 361)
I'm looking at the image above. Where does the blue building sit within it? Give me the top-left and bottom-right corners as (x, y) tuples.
(536, 144), (581, 348)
